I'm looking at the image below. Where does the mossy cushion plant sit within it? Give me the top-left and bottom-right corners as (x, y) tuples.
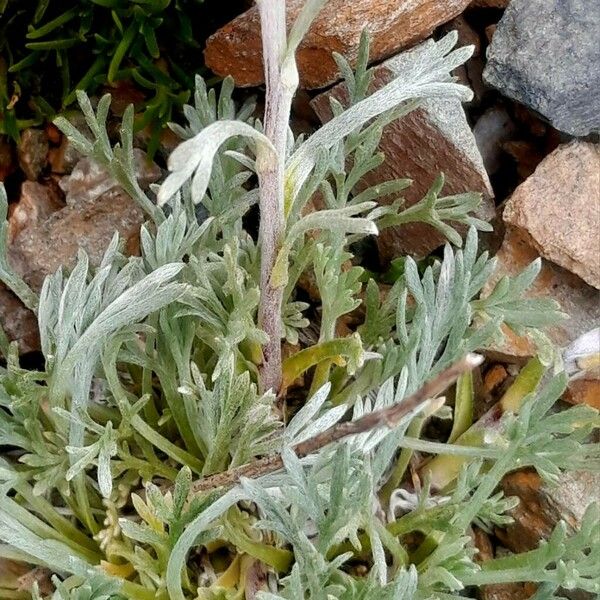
(0, 1), (598, 598)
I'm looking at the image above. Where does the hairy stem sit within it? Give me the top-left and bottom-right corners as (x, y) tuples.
(256, 0), (292, 395)
(187, 354), (482, 495)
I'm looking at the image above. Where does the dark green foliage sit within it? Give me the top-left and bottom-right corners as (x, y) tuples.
(0, 0), (214, 152)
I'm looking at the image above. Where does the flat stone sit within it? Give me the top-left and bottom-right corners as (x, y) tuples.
(7, 151), (158, 289)
(7, 181), (64, 242)
(60, 149), (161, 205)
(204, 0), (471, 89)
(503, 142), (600, 289)
(481, 228), (600, 362)
(483, 0), (600, 137)
(499, 469), (600, 553)
(48, 134), (82, 175)
(2, 154), (157, 353)
(17, 128), (48, 181)
(9, 188), (144, 290)
(311, 40), (494, 260)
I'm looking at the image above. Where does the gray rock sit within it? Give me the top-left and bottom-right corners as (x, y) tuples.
(473, 106), (517, 175)
(483, 0), (600, 137)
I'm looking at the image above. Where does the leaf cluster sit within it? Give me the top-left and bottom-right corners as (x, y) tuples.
(0, 24), (596, 600)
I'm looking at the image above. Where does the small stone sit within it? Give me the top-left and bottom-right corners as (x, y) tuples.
(481, 229), (600, 362)
(60, 150), (161, 205)
(17, 128), (48, 181)
(564, 378), (600, 410)
(444, 15), (481, 57)
(484, 24), (497, 44)
(7, 182), (64, 242)
(48, 134), (82, 175)
(0, 284), (40, 353)
(204, 0), (471, 89)
(45, 123), (61, 145)
(499, 469), (600, 553)
(473, 106), (517, 175)
(472, 528), (536, 600)
(311, 40), (494, 260)
(483, 0), (600, 137)
(503, 141), (600, 289)
(9, 188), (144, 290)
(501, 140), (545, 182)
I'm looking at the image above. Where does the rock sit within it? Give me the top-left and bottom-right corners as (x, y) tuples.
(472, 528), (536, 600)
(503, 142), (600, 289)
(501, 140), (545, 182)
(473, 106), (517, 175)
(484, 24), (497, 44)
(483, 0), (600, 137)
(481, 228), (600, 362)
(311, 40), (494, 260)
(2, 153), (157, 353)
(7, 153), (159, 289)
(498, 469), (600, 553)
(204, 0), (471, 89)
(0, 284), (40, 354)
(48, 134), (82, 175)
(9, 188), (144, 290)
(45, 123), (61, 145)
(17, 128), (48, 181)
(479, 582), (533, 600)
(60, 149), (161, 205)
(470, 0), (509, 7)
(7, 182), (64, 242)
(47, 113), (89, 175)
(564, 378), (600, 409)
(444, 15), (481, 57)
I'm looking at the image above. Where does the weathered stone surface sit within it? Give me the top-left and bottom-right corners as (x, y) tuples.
(444, 15), (481, 56)
(564, 378), (600, 410)
(48, 134), (82, 175)
(481, 229), (600, 362)
(503, 142), (600, 289)
(473, 106), (517, 175)
(483, 0), (600, 137)
(7, 153), (159, 290)
(204, 0), (471, 89)
(60, 149), (161, 205)
(473, 528), (536, 600)
(7, 181), (64, 242)
(9, 188), (144, 290)
(17, 128), (48, 180)
(499, 469), (600, 553)
(0, 284), (39, 354)
(311, 41), (494, 260)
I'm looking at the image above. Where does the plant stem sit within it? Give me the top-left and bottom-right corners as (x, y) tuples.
(256, 0), (293, 395)
(188, 354), (482, 495)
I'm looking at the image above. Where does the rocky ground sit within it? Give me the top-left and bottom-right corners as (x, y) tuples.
(0, 1), (598, 597)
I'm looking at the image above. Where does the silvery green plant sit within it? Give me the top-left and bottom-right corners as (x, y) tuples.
(0, 1), (598, 599)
